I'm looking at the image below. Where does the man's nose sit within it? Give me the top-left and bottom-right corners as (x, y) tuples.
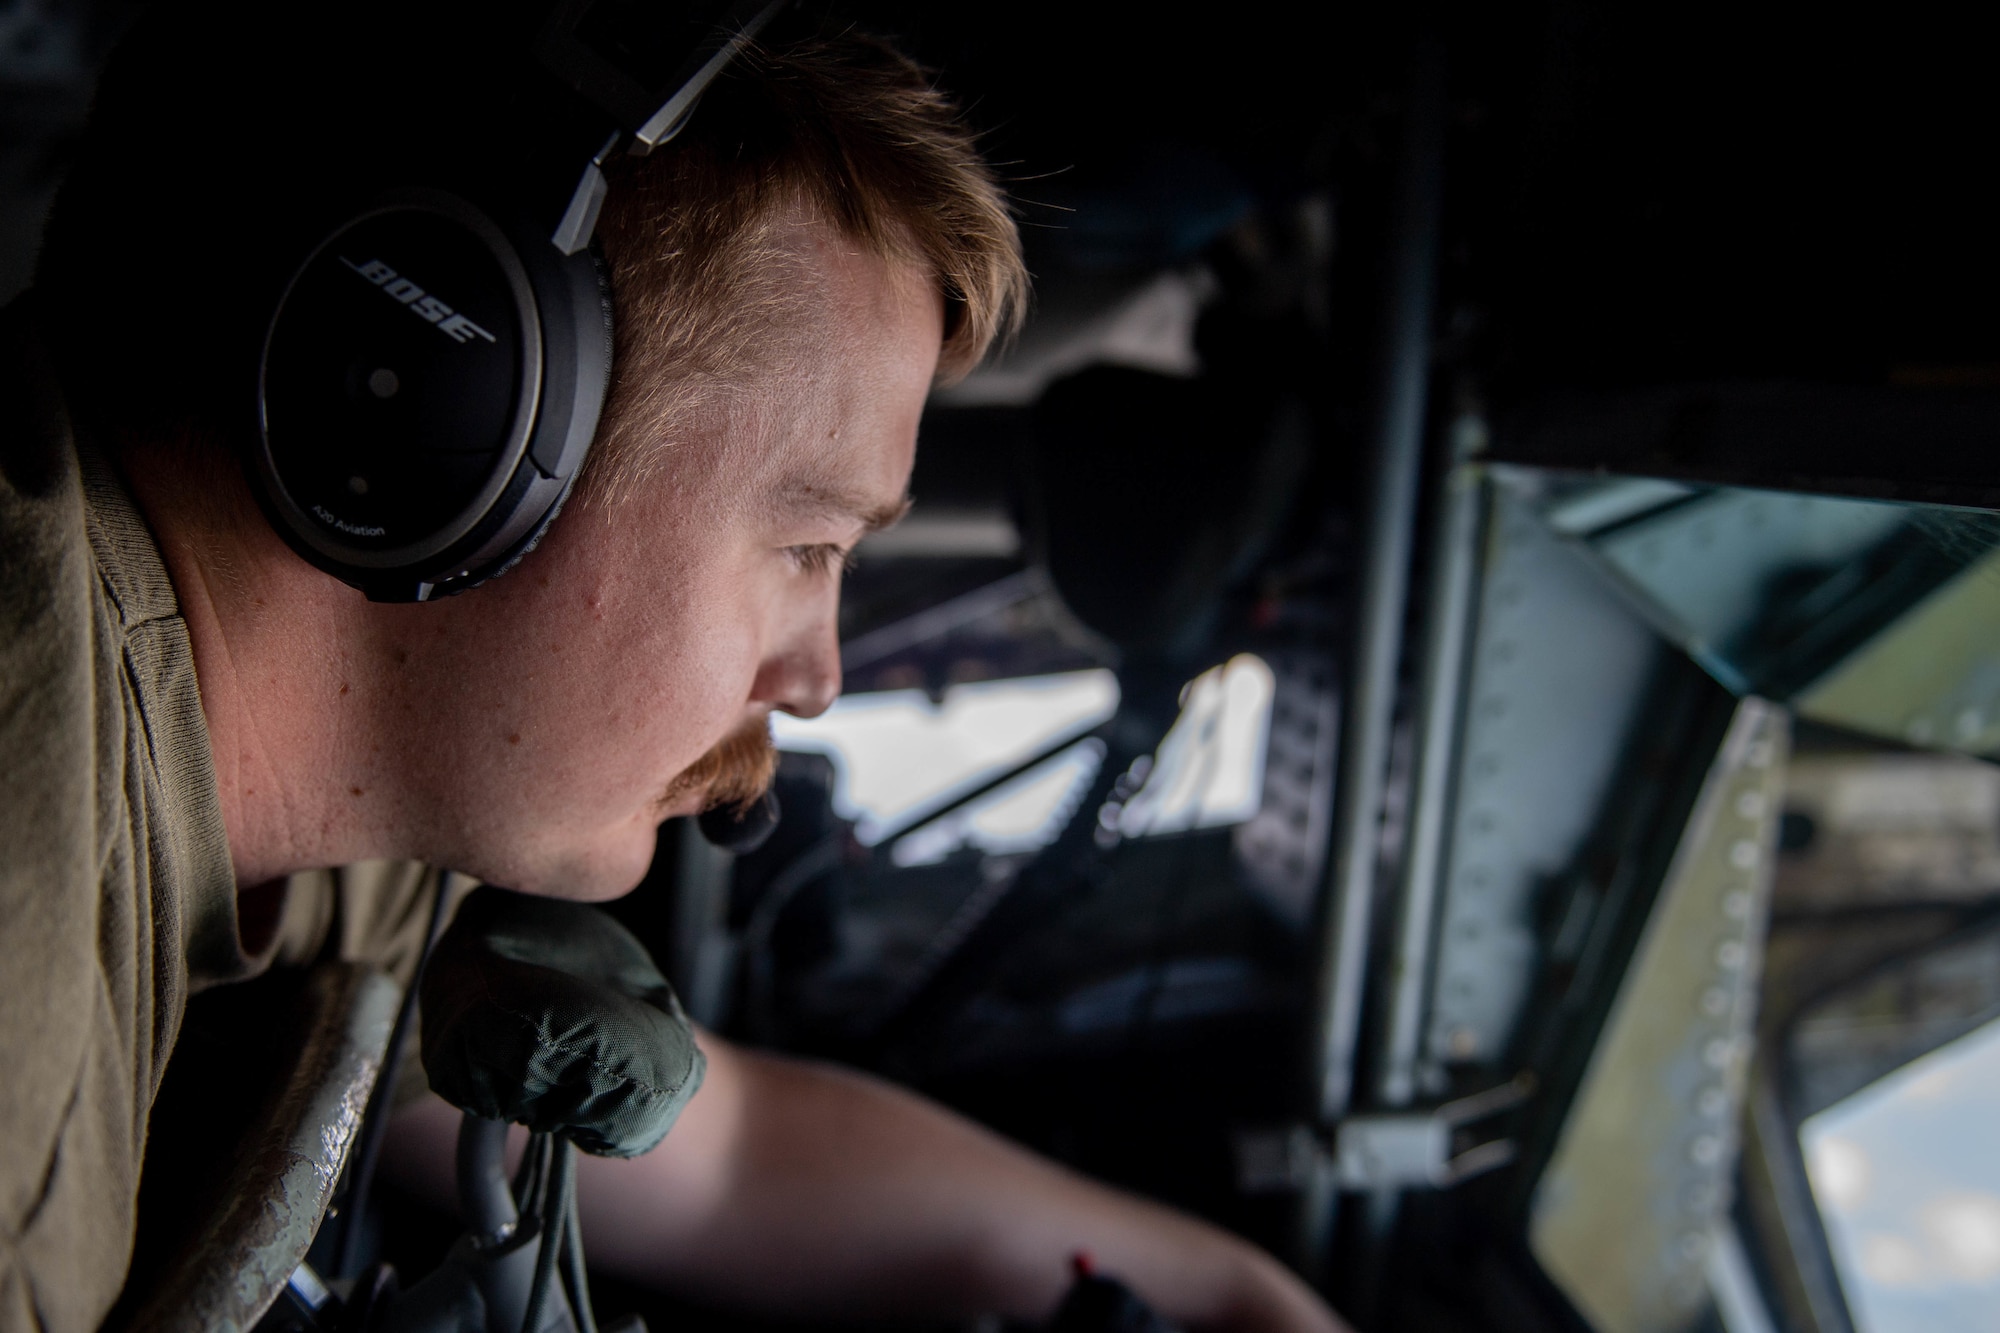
(752, 618), (843, 719)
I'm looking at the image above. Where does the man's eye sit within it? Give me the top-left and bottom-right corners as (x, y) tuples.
(786, 544), (857, 577)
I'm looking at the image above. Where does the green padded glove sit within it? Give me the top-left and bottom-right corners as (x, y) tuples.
(420, 887), (706, 1157)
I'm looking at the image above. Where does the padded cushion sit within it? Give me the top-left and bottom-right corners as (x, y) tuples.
(420, 887), (705, 1157)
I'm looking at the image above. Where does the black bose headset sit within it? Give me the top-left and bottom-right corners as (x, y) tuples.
(253, 0), (786, 604)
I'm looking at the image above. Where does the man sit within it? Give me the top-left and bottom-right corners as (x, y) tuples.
(0, 3), (1345, 1328)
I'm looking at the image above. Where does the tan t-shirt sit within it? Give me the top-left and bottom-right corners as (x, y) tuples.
(272, 861), (477, 1109)
(2, 304), (685, 1323)
(0, 305), (261, 1328)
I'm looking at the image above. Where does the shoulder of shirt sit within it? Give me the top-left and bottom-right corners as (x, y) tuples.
(0, 293), (181, 636)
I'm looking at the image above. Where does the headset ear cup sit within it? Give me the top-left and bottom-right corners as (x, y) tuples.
(462, 241), (615, 583)
(590, 241), (615, 367)
(254, 191), (613, 601)
(450, 234), (615, 590)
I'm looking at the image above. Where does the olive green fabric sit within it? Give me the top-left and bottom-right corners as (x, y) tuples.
(0, 301), (259, 1331)
(421, 887), (705, 1158)
(274, 861), (481, 1110)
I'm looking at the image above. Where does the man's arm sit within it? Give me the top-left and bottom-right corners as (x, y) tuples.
(384, 1031), (1346, 1332)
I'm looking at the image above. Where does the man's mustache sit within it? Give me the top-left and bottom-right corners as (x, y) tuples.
(657, 719), (779, 816)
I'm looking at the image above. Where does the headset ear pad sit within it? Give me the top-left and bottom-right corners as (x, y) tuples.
(257, 194), (612, 601)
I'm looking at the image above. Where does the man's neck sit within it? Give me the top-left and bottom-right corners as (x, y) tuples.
(117, 434), (416, 887)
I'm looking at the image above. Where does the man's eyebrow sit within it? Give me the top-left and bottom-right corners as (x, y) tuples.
(780, 481), (912, 534)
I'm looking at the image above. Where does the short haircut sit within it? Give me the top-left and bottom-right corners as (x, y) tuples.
(584, 29), (1027, 506)
(35, 4), (1025, 493)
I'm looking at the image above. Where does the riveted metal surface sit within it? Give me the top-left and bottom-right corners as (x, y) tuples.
(1530, 699), (1789, 1333)
(1423, 485), (1667, 1075)
(1233, 649), (1339, 930)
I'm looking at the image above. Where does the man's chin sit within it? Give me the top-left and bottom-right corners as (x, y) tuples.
(488, 824), (662, 903)
(490, 725), (776, 901)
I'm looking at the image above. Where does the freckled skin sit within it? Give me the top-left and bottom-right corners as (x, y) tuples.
(129, 213), (941, 899)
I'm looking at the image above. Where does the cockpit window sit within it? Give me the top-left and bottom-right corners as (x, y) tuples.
(1798, 951), (2000, 1329)
(772, 668), (1120, 848)
(772, 656), (1277, 866)
(1762, 746), (2000, 1333)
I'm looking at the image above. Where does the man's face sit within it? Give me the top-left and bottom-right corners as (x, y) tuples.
(409, 218), (940, 899)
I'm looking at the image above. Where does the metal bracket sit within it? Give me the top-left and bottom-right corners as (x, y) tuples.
(1238, 1076), (1532, 1194)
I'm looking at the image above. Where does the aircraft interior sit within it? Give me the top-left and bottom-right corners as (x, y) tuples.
(4, 3), (1999, 1331)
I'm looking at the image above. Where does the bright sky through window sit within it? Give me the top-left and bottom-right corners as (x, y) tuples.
(889, 739), (1108, 867)
(1117, 655), (1276, 837)
(771, 657), (1277, 862)
(771, 670), (1121, 845)
(1803, 1014), (2000, 1331)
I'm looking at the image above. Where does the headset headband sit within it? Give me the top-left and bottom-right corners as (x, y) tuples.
(534, 0), (788, 253)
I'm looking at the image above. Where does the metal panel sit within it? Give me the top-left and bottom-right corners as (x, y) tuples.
(1579, 487), (1909, 693)
(1796, 546), (2000, 753)
(1378, 442), (1488, 1107)
(1424, 486), (1667, 1074)
(1233, 649), (1339, 930)
(1530, 699), (1789, 1333)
